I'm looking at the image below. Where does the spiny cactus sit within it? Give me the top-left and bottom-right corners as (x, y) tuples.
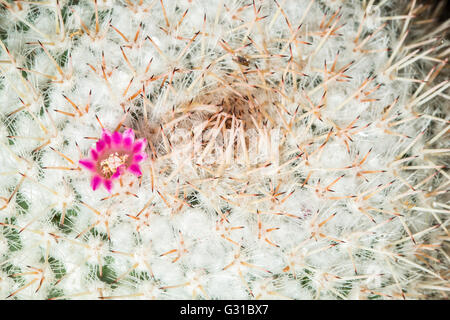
(0, 0), (448, 300)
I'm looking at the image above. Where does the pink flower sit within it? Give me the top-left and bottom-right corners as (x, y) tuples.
(79, 128), (147, 192)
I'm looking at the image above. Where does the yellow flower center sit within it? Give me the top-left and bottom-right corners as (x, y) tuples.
(100, 152), (129, 179)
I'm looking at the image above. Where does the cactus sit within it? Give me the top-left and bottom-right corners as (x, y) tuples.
(0, 0), (448, 300)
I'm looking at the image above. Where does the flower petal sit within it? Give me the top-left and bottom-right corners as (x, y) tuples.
(123, 137), (133, 148)
(112, 131), (122, 145)
(90, 149), (99, 161)
(102, 129), (112, 145)
(133, 152), (147, 163)
(96, 140), (106, 153)
(103, 179), (113, 193)
(91, 175), (102, 191)
(79, 159), (96, 171)
(111, 165), (124, 179)
(128, 164), (142, 176)
(122, 128), (135, 146)
(133, 139), (146, 153)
